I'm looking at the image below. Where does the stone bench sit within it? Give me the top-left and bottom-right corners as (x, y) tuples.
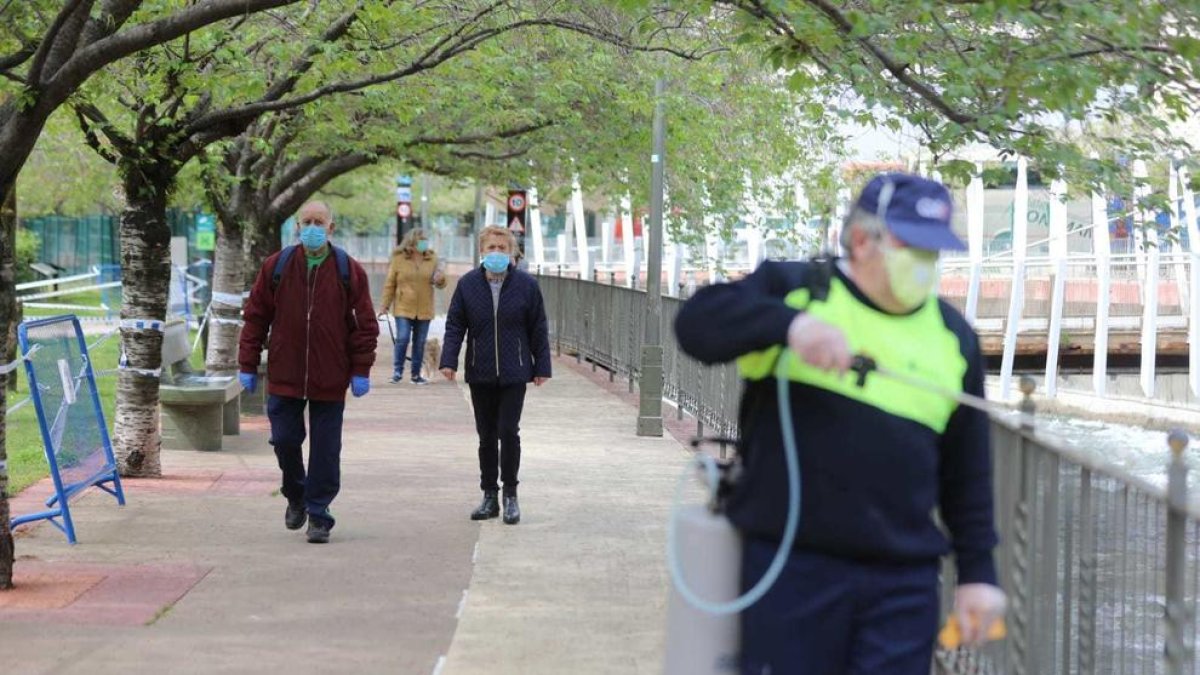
(159, 319), (241, 451)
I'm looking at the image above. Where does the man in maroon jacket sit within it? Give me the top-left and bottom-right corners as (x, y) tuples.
(238, 201), (379, 544)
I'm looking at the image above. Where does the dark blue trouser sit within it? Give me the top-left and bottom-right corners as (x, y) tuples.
(739, 538), (939, 675)
(393, 316), (430, 378)
(267, 395), (345, 527)
(468, 383), (526, 492)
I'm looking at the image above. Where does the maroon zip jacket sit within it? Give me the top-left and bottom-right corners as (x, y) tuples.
(238, 246), (378, 401)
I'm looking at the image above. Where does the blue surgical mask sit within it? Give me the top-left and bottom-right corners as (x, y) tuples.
(482, 252), (510, 273)
(300, 225), (327, 251)
(416, 240), (430, 253)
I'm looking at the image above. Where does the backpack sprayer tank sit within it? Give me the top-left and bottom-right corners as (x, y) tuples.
(663, 355), (804, 675)
(663, 445), (744, 674)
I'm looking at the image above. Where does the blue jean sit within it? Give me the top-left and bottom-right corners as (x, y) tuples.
(393, 316), (431, 378)
(267, 395), (345, 527)
(739, 539), (939, 675)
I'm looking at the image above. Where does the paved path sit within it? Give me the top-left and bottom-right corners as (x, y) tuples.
(1, 341), (691, 675)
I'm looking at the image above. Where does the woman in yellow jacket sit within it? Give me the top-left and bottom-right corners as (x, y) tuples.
(380, 228), (447, 384)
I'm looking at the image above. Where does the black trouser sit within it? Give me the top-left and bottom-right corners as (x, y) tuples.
(267, 395), (345, 527)
(468, 383), (527, 493)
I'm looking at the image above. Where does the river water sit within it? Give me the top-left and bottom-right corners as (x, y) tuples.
(1027, 413), (1195, 490)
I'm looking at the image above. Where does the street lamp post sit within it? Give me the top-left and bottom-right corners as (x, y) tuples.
(637, 78), (666, 437)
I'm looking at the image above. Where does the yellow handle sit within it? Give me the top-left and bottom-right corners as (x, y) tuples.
(938, 615), (1007, 649)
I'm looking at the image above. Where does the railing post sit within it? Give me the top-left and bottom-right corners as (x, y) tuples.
(1010, 375), (1037, 675)
(1165, 429), (1192, 675)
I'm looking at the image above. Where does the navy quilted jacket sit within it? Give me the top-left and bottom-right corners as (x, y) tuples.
(440, 265), (552, 385)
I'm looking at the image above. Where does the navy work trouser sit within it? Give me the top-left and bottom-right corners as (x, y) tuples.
(267, 395), (345, 527)
(739, 538), (939, 675)
(468, 383), (527, 492)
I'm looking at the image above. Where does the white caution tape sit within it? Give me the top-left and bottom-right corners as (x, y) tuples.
(5, 397), (31, 415)
(15, 270), (101, 291)
(23, 302), (113, 312)
(18, 280), (122, 302)
(120, 319), (165, 332)
(118, 364), (162, 377)
(191, 306), (212, 354)
(87, 326), (121, 351)
(0, 343), (42, 374)
(211, 291), (244, 307)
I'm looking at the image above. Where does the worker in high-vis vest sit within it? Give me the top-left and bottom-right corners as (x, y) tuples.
(674, 173), (1006, 674)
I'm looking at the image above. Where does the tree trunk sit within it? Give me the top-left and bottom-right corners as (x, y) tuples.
(0, 178), (17, 589)
(6, 300), (18, 393)
(244, 217), (284, 289)
(205, 221), (244, 374)
(112, 169), (173, 478)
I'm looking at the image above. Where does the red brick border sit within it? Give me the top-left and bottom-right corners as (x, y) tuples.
(0, 561), (211, 625)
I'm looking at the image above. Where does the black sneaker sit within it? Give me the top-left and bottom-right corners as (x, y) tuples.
(390, 374), (403, 384)
(411, 376), (429, 385)
(307, 519), (331, 544)
(285, 500), (306, 530)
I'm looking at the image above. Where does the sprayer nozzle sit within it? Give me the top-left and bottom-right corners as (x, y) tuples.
(850, 355), (877, 387)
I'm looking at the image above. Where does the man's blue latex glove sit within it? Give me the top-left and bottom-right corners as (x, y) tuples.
(238, 372), (257, 394)
(351, 376), (370, 397)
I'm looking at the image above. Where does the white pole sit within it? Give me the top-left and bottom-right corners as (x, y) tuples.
(601, 214), (614, 266)
(965, 163), (985, 323)
(832, 186), (851, 256)
(621, 194), (636, 288)
(1092, 185), (1112, 396)
(1000, 157), (1029, 399)
(1134, 160), (1159, 397)
(1179, 164), (1200, 396)
(484, 200), (497, 228)
(528, 186), (546, 266)
(1045, 176), (1068, 397)
(1170, 162), (1188, 315)
(667, 242), (683, 297)
(1012, 157), (1029, 257)
(746, 228), (764, 269)
(1133, 160), (1149, 283)
(572, 175), (590, 280)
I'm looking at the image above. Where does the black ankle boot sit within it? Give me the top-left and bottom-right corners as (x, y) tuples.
(471, 490), (500, 520)
(502, 489), (520, 525)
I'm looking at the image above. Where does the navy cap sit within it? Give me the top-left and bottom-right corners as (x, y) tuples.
(854, 173), (965, 251)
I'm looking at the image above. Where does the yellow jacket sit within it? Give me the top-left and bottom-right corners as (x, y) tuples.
(381, 249), (445, 320)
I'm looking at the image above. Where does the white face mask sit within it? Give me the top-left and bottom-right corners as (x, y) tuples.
(880, 239), (938, 309)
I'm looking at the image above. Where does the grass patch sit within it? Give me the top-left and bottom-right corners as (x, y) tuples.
(7, 327), (207, 495)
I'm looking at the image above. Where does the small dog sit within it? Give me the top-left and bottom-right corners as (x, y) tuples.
(422, 338), (442, 380)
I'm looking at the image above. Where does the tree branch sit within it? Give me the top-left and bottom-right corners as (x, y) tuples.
(47, 0), (300, 102)
(407, 119), (555, 146)
(187, 14), (708, 134)
(28, 0), (94, 86)
(72, 103), (121, 165)
(266, 152), (376, 224)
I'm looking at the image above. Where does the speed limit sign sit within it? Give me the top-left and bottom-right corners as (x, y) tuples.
(397, 203), (412, 218)
(508, 194), (526, 211)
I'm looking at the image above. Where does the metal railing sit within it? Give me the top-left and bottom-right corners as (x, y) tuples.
(538, 273), (1199, 674)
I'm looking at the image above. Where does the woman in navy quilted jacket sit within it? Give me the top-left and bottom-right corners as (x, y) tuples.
(440, 226), (551, 525)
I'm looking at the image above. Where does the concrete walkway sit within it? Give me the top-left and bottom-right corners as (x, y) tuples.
(0, 341), (691, 674)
